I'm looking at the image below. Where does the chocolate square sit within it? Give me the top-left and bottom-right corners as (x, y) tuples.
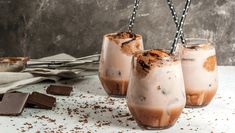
(46, 85), (73, 96)
(27, 92), (56, 109)
(0, 93), (29, 116)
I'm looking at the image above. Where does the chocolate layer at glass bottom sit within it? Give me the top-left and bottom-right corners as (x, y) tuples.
(99, 76), (128, 97)
(128, 104), (183, 129)
(186, 87), (217, 107)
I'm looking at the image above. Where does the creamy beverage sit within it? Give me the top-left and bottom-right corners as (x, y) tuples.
(180, 38), (218, 107)
(127, 49), (186, 129)
(99, 32), (144, 97)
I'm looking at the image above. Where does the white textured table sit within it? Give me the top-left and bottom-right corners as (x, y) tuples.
(0, 66), (234, 133)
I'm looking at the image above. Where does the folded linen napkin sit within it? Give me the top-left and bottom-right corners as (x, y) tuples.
(0, 53), (99, 93)
(0, 68), (81, 93)
(0, 75), (59, 93)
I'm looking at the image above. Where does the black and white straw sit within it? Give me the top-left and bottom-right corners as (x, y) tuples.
(170, 0), (191, 54)
(167, 0), (186, 44)
(128, 0), (141, 33)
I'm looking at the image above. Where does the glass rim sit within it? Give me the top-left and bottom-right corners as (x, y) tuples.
(181, 38), (214, 48)
(103, 32), (143, 40)
(168, 38), (213, 45)
(185, 37), (211, 42)
(185, 38), (210, 42)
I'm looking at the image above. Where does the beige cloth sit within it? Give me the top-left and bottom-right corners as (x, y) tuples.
(0, 53), (99, 93)
(0, 68), (81, 93)
(0, 74), (58, 93)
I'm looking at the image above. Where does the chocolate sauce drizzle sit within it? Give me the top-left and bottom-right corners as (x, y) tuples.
(121, 32), (137, 46)
(138, 60), (150, 73)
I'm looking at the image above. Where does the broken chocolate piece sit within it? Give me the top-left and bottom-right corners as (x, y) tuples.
(0, 93), (29, 116)
(27, 92), (56, 109)
(46, 85), (73, 96)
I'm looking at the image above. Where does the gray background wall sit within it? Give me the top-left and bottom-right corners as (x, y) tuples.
(0, 0), (234, 65)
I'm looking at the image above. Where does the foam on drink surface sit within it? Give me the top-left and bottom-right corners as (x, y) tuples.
(105, 32), (143, 55)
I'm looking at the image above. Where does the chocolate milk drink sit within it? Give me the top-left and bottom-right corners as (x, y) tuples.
(180, 38), (218, 107)
(127, 49), (186, 129)
(99, 32), (144, 97)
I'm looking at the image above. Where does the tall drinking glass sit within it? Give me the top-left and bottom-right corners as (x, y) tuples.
(180, 38), (218, 107)
(127, 49), (186, 129)
(99, 32), (144, 97)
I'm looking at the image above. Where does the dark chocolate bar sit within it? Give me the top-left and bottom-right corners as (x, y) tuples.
(0, 91), (22, 100)
(27, 92), (56, 109)
(46, 85), (73, 96)
(0, 93), (29, 116)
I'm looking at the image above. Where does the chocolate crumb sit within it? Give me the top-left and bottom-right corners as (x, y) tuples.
(117, 119), (122, 123)
(127, 117), (135, 121)
(161, 90), (167, 95)
(118, 71), (122, 76)
(157, 86), (161, 90)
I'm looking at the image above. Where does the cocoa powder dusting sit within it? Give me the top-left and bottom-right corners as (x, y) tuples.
(107, 32), (135, 40)
(136, 49), (171, 75)
(106, 32), (142, 55)
(121, 41), (142, 55)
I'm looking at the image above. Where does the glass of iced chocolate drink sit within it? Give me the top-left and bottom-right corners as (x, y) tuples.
(99, 32), (144, 97)
(180, 38), (218, 107)
(127, 49), (186, 129)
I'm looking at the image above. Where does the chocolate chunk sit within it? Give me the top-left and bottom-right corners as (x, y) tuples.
(27, 92), (56, 109)
(46, 85), (73, 96)
(161, 90), (167, 95)
(0, 93), (29, 116)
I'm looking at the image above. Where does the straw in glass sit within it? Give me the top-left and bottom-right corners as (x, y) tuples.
(170, 0), (192, 54)
(128, 0), (141, 33)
